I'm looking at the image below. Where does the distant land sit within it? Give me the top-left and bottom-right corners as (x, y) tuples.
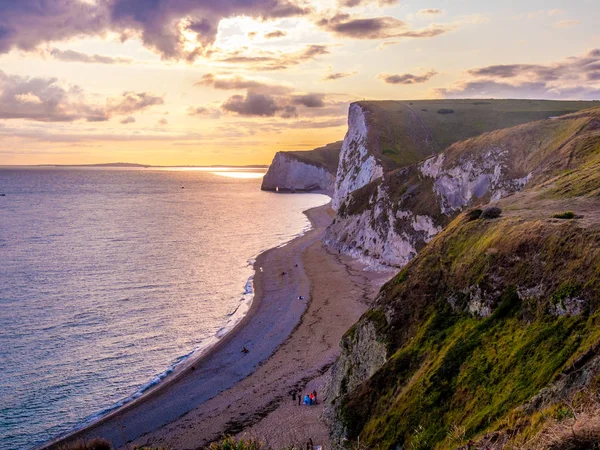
(27, 162), (270, 169)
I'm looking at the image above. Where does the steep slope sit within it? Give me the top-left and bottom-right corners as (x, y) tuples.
(326, 108), (600, 267)
(325, 109), (600, 449)
(261, 141), (341, 192)
(331, 99), (596, 210)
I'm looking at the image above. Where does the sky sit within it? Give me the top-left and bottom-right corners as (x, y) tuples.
(0, 0), (599, 166)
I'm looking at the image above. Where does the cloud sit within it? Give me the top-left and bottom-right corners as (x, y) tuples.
(317, 14), (451, 39)
(195, 74), (292, 94)
(0, 0), (312, 60)
(49, 48), (133, 64)
(324, 71), (358, 80)
(215, 44), (329, 71)
(158, 118), (168, 125)
(120, 116), (136, 124)
(438, 49), (600, 100)
(379, 70), (438, 84)
(417, 9), (443, 16)
(221, 91), (332, 118)
(0, 70), (164, 122)
(222, 92), (294, 117)
(106, 92), (164, 115)
(339, 0), (399, 7)
(264, 30), (287, 39)
(291, 93), (326, 107)
(553, 20), (581, 29)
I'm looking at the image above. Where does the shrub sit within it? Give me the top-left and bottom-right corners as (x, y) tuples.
(553, 211), (576, 219)
(437, 108), (455, 114)
(466, 209), (483, 221)
(481, 206), (502, 219)
(61, 439), (113, 450)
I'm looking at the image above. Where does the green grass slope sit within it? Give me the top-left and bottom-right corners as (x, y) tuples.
(330, 109), (600, 450)
(284, 140), (342, 174)
(358, 99), (598, 170)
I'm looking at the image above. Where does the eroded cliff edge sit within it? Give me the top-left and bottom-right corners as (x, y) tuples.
(327, 99), (596, 267)
(261, 141), (341, 192)
(324, 108), (600, 449)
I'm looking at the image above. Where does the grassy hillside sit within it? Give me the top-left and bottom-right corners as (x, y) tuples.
(285, 140), (342, 174)
(329, 109), (600, 449)
(358, 99), (598, 170)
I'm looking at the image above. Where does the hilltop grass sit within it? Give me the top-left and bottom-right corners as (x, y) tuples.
(335, 207), (600, 449)
(285, 141), (342, 174)
(357, 99), (597, 170)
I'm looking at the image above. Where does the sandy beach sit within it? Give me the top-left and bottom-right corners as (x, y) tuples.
(44, 203), (392, 450)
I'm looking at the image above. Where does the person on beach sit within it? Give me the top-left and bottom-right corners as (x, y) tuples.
(292, 390), (296, 402)
(298, 393), (302, 405)
(304, 394), (310, 405)
(312, 390), (318, 404)
(309, 393), (314, 405)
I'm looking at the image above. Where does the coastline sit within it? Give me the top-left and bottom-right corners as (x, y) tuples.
(41, 201), (338, 450)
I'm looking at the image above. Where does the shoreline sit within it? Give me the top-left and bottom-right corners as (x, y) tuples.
(41, 202), (334, 450)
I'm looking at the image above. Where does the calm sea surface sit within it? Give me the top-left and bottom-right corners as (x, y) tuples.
(0, 167), (329, 450)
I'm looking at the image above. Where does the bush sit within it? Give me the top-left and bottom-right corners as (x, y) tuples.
(437, 109), (455, 114)
(61, 439), (113, 450)
(481, 207), (502, 219)
(466, 209), (483, 221)
(553, 211), (576, 219)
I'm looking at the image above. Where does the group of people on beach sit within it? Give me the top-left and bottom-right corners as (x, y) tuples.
(292, 389), (317, 405)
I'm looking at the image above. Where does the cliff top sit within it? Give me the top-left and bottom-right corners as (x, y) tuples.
(284, 140), (342, 174)
(352, 99), (599, 170)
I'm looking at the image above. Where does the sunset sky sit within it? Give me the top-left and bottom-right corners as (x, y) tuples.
(1, 0), (599, 166)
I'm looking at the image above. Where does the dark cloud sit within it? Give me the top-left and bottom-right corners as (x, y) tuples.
(0, 0), (312, 60)
(120, 116), (136, 124)
(222, 92), (288, 117)
(318, 14), (451, 39)
(195, 74), (292, 94)
(324, 71), (357, 80)
(0, 70), (164, 122)
(291, 93), (326, 107)
(221, 91), (334, 118)
(379, 70), (438, 84)
(441, 49), (600, 99)
(438, 80), (600, 100)
(264, 30), (287, 39)
(468, 50), (600, 83)
(188, 106), (209, 116)
(418, 9), (443, 15)
(49, 48), (133, 64)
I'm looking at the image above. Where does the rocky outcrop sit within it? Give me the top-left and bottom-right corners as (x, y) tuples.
(261, 141), (341, 192)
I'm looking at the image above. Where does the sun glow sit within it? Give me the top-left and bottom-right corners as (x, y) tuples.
(210, 171), (266, 179)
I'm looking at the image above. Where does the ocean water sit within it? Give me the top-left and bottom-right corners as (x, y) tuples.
(0, 167), (329, 450)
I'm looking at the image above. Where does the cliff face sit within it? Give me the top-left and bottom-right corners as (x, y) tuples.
(332, 103), (384, 210)
(261, 141), (341, 192)
(325, 108), (600, 449)
(326, 100), (597, 267)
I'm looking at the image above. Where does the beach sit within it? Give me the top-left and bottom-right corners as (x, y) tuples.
(44, 202), (392, 450)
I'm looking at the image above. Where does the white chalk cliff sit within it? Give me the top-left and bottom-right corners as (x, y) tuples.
(332, 103), (384, 210)
(261, 152), (334, 192)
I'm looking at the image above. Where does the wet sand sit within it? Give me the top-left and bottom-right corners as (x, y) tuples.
(44, 203), (393, 450)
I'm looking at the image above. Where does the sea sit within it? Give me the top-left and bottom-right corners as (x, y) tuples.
(0, 167), (330, 450)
